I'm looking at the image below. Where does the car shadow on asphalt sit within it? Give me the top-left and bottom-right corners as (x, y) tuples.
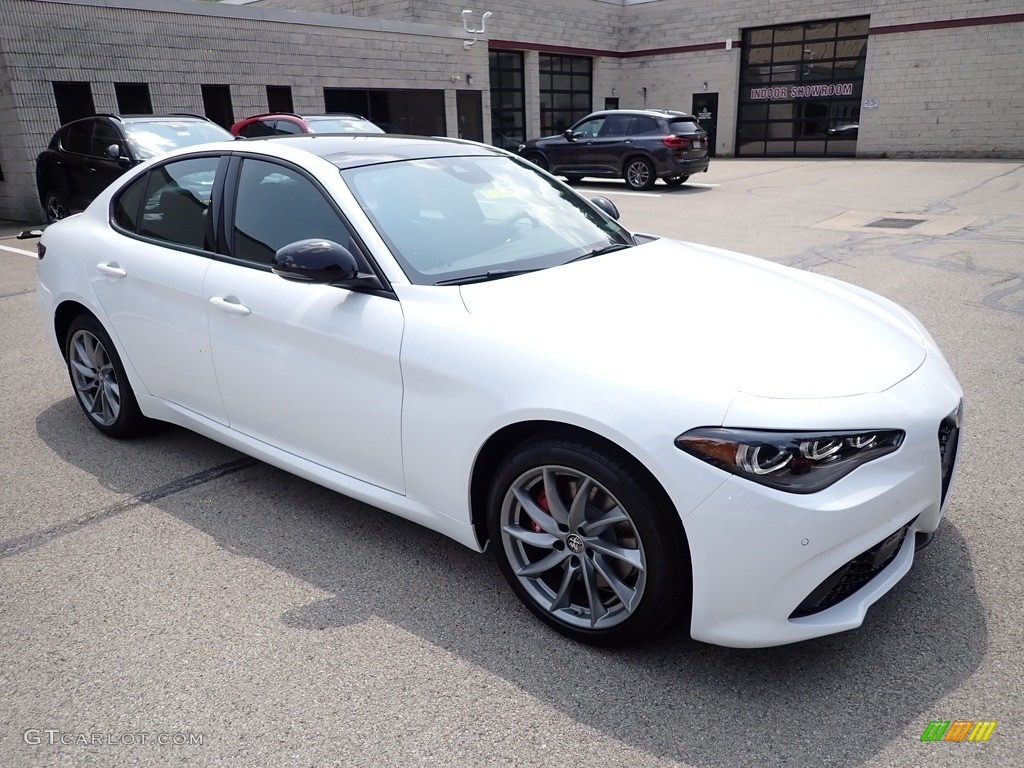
(574, 180), (714, 196)
(34, 399), (986, 768)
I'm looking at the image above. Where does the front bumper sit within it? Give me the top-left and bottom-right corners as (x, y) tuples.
(677, 352), (963, 648)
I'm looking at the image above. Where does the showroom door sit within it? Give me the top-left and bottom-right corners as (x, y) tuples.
(692, 93), (719, 157)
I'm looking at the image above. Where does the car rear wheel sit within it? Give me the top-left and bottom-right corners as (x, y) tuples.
(664, 175), (690, 187)
(487, 434), (690, 645)
(623, 157), (656, 191)
(65, 314), (150, 438)
(524, 152), (548, 171)
(43, 190), (68, 223)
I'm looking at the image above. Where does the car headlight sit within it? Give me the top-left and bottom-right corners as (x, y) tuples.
(675, 427), (904, 493)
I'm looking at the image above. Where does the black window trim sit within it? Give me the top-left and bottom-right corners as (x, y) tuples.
(107, 152), (228, 257)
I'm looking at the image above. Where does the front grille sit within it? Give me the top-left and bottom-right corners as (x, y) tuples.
(938, 400), (963, 507)
(790, 523), (911, 618)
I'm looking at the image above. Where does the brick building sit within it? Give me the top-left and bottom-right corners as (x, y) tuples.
(0, 0), (1022, 220)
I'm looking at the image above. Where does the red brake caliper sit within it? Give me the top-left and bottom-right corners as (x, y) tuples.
(528, 490), (550, 533)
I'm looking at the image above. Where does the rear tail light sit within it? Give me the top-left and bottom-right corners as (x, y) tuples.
(37, 242), (46, 260)
(661, 135), (688, 149)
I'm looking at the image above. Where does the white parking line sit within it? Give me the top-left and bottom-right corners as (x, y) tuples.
(0, 243), (38, 258)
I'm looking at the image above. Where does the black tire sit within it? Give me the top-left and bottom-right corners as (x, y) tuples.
(43, 189), (68, 224)
(64, 314), (150, 438)
(664, 175), (690, 187)
(487, 434), (690, 645)
(623, 157), (657, 191)
(564, 175), (584, 184)
(524, 152), (548, 171)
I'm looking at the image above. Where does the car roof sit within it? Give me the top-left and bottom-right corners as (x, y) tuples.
(587, 108), (697, 119)
(241, 112), (369, 121)
(236, 134), (504, 169)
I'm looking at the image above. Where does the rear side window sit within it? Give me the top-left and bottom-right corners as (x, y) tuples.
(629, 116), (661, 135)
(669, 119), (702, 134)
(136, 157), (219, 250)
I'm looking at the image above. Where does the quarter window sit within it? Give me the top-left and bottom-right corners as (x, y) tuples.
(231, 158), (355, 265)
(136, 157), (219, 250)
(112, 173), (147, 232)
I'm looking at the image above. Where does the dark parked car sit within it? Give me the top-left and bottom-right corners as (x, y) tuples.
(518, 109), (709, 190)
(36, 114), (231, 223)
(231, 112), (384, 138)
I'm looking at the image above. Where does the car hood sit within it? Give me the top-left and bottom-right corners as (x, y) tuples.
(458, 239), (927, 400)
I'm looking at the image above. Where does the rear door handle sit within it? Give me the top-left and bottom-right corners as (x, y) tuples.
(96, 263), (127, 278)
(209, 296), (252, 316)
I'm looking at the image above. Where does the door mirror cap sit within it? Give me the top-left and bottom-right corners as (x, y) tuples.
(272, 239), (379, 288)
(562, 129), (576, 141)
(105, 143), (126, 160)
(590, 196), (620, 221)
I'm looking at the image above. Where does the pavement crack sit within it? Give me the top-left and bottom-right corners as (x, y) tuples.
(0, 457), (259, 560)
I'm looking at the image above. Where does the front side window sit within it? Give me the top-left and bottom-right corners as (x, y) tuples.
(342, 155), (630, 285)
(231, 158), (356, 265)
(91, 122), (123, 159)
(64, 121), (92, 155)
(134, 157), (219, 250)
(240, 120), (275, 138)
(571, 118), (604, 139)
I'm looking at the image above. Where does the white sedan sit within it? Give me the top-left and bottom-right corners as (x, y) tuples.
(35, 135), (963, 647)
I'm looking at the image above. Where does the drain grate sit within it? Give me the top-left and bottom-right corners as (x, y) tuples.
(865, 217), (926, 229)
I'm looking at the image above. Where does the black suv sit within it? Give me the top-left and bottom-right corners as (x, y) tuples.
(35, 114), (231, 222)
(518, 109), (709, 190)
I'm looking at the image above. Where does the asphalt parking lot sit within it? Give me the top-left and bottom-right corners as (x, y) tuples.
(1, 157), (1022, 767)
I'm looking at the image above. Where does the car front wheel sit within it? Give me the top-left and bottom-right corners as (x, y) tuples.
(488, 434), (690, 645)
(623, 157), (657, 190)
(65, 314), (150, 438)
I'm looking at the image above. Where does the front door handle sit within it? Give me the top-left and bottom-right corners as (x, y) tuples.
(209, 296), (252, 316)
(96, 263), (127, 278)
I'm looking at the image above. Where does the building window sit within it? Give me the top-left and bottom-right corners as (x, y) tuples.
(115, 83), (153, 115)
(52, 82), (95, 125)
(201, 84), (234, 129)
(323, 88), (445, 135)
(266, 85), (293, 113)
(539, 54), (592, 135)
(737, 16), (869, 157)
(488, 50), (525, 150)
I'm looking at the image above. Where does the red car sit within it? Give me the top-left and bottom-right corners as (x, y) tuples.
(231, 112), (384, 138)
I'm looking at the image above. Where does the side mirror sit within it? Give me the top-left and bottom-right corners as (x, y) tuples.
(562, 129), (576, 141)
(105, 144), (126, 160)
(590, 196), (620, 220)
(272, 238), (379, 288)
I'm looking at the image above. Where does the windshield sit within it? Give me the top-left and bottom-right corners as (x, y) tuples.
(341, 155), (632, 285)
(305, 117), (384, 134)
(124, 121), (232, 161)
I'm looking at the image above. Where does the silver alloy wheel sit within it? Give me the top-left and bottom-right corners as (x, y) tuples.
(500, 465), (647, 629)
(625, 159), (652, 189)
(68, 329), (121, 427)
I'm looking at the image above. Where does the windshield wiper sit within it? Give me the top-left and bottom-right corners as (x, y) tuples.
(434, 268), (542, 286)
(566, 242), (632, 263)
